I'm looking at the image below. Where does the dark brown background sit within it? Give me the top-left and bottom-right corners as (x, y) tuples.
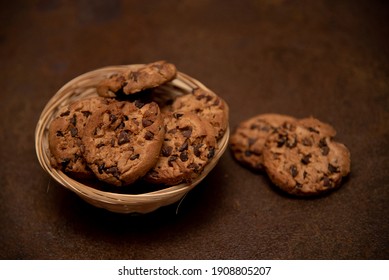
(1, 0), (388, 259)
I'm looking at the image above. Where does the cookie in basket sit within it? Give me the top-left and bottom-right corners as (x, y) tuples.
(97, 60), (177, 97)
(82, 100), (165, 186)
(170, 88), (229, 140)
(145, 112), (217, 185)
(263, 117), (351, 196)
(230, 113), (297, 171)
(48, 97), (114, 178)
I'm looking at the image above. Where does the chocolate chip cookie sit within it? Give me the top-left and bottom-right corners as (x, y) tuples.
(230, 114), (297, 171)
(145, 112), (217, 185)
(97, 61), (177, 97)
(170, 88), (229, 140)
(82, 100), (164, 186)
(263, 118), (351, 196)
(48, 97), (113, 178)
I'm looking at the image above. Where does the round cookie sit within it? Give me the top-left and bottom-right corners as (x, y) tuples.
(230, 114), (297, 171)
(170, 88), (229, 139)
(48, 97), (113, 178)
(145, 112), (217, 185)
(97, 61), (177, 97)
(263, 118), (351, 196)
(82, 100), (164, 186)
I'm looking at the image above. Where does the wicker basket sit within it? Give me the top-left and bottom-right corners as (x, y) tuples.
(35, 65), (229, 214)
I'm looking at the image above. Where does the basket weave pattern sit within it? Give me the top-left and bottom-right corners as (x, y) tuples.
(35, 65), (229, 213)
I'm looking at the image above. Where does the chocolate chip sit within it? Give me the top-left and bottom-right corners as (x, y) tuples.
(319, 138), (330, 155)
(178, 139), (189, 152)
(167, 128), (177, 134)
(109, 113), (117, 123)
(195, 94), (206, 100)
(286, 136), (297, 148)
(168, 155), (178, 167)
(282, 122), (294, 130)
(245, 150), (252, 157)
(144, 131), (154, 140)
(295, 183), (303, 189)
(96, 142), (105, 148)
(322, 176), (332, 187)
(81, 110), (92, 117)
(70, 114), (77, 126)
(302, 138), (312, 146)
(161, 146), (173, 157)
(207, 147), (215, 159)
(115, 121), (125, 130)
(142, 119), (154, 127)
(301, 154), (311, 165)
(106, 166), (119, 178)
(277, 135), (287, 147)
(130, 154), (140, 160)
(98, 163), (105, 174)
(118, 131), (130, 145)
(61, 158), (70, 169)
(173, 113), (183, 119)
(321, 146), (330, 156)
(193, 144), (203, 157)
(308, 127), (319, 134)
(56, 130), (64, 137)
(261, 126), (271, 132)
(180, 151), (189, 162)
(328, 164), (339, 173)
(60, 110), (70, 117)
(290, 165), (298, 177)
(180, 126), (192, 138)
(247, 138), (257, 146)
(70, 126), (78, 137)
(213, 98), (220, 106)
(134, 99), (145, 109)
(188, 162), (200, 173)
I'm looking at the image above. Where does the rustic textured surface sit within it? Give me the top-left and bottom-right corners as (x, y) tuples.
(1, 0), (388, 259)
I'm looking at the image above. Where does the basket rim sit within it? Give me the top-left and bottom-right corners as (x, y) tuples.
(35, 64), (229, 204)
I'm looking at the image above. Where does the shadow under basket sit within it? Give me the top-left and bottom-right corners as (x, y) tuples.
(35, 65), (229, 214)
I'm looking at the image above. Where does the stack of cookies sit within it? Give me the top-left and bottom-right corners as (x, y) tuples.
(230, 114), (351, 196)
(48, 61), (229, 188)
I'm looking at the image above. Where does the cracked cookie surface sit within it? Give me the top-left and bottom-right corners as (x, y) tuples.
(48, 97), (113, 178)
(145, 112), (217, 185)
(230, 113), (297, 171)
(97, 60), (177, 97)
(263, 118), (350, 196)
(82, 100), (164, 186)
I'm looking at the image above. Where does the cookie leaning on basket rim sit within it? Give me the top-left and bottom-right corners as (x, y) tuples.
(35, 61), (230, 214)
